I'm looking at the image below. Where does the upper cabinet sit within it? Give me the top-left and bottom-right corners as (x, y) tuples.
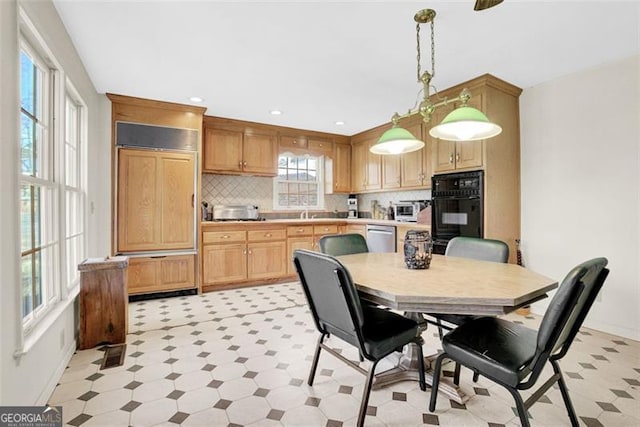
(203, 118), (278, 176)
(332, 142), (351, 193)
(398, 119), (432, 189)
(203, 116), (349, 180)
(351, 126), (385, 192)
(352, 120), (433, 192)
(431, 97), (483, 173)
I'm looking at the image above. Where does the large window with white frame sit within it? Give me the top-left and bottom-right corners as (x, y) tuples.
(273, 154), (325, 211)
(19, 25), (87, 333)
(63, 88), (86, 292)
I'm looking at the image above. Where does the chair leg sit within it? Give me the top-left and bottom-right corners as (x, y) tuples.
(308, 334), (326, 386)
(428, 352), (448, 412)
(414, 341), (427, 391)
(436, 319), (444, 340)
(505, 386), (530, 427)
(552, 359), (580, 427)
(453, 362), (462, 386)
(356, 359), (379, 427)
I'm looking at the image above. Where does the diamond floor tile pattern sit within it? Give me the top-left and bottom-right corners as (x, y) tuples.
(49, 282), (640, 426)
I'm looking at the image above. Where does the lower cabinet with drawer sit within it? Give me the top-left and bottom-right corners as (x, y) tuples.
(202, 227), (287, 290)
(286, 225), (314, 275)
(128, 254), (196, 295)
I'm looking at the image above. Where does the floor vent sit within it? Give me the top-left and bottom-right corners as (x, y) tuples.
(100, 344), (127, 370)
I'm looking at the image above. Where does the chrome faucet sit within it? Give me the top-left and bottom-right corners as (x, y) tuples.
(299, 209), (309, 219)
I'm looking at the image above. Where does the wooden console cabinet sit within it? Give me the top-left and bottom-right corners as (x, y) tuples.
(78, 257), (128, 350)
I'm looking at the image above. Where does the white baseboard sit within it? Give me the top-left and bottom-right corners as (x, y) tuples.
(35, 339), (77, 405)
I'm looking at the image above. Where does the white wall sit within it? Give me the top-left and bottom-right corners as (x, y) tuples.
(0, 0), (110, 405)
(520, 55), (640, 340)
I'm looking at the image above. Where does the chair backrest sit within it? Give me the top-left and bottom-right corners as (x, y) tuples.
(529, 257), (609, 374)
(445, 236), (509, 263)
(293, 249), (366, 353)
(318, 233), (369, 257)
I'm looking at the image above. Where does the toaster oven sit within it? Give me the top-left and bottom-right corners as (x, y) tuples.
(393, 201), (427, 222)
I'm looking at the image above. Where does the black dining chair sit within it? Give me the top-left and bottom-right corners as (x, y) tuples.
(318, 233), (374, 314)
(428, 236), (510, 339)
(293, 249), (426, 427)
(318, 232), (369, 257)
(425, 236), (509, 384)
(428, 257), (609, 427)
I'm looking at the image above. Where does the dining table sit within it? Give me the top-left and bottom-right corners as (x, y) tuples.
(337, 252), (558, 403)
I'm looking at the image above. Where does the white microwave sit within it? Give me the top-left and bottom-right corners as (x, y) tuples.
(393, 201), (426, 222)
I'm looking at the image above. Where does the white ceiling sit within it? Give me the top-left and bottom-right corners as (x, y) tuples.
(53, 1), (639, 136)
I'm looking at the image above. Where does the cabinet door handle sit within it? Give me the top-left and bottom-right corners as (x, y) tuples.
(449, 154), (454, 164)
(297, 229), (304, 233)
(238, 161), (243, 168)
(248, 250), (252, 255)
(265, 233), (272, 237)
(456, 152), (460, 162)
(243, 161), (247, 166)
(221, 235), (230, 239)
(243, 249), (247, 255)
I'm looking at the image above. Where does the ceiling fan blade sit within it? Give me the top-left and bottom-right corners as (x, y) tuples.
(474, 0), (504, 11)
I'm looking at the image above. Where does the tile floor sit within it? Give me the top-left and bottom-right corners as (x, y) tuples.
(49, 282), (640, 426)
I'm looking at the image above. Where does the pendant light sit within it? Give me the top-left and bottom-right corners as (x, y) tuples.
(371, 8), (502, 155)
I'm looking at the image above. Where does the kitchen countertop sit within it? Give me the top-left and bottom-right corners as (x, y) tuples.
(201, 218), (431, 228)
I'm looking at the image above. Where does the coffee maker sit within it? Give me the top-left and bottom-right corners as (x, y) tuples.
(347, 194), (358, 218)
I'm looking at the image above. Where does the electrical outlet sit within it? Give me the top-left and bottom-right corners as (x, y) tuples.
(60, 330), (65, 349)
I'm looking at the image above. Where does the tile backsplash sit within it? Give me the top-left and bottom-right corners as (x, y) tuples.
(201, 173), (431, 217)
(201, 174), (347, 213)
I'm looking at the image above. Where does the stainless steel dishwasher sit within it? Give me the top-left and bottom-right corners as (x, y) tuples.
(366, 224), (397, 253)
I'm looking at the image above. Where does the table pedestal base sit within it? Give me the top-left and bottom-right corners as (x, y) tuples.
(372, 345), (470, 404)
(372, 312), (470, 404)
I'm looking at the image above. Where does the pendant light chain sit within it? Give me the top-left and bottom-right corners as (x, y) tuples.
(415, 16), (436, 83)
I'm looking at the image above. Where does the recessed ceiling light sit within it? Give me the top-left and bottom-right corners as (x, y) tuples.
(270, 110), (283, 115)
(335, 121), (345, 126)
(189, 96), (204, 103)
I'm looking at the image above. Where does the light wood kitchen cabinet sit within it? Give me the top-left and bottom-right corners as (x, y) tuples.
(108, 94), (203, 296)
(430, 74), (522, 262)
(117, 148), (195, 253)
(332, 142), (351, 193)
(201, 227), (287, 289)
(127, 255), (196, 295)
(345, 224), (367, 237)
(286, 236), (314, 274)
(351, 124), (390, 193)
(313, 224), (339, 249)
(279, 135), (308, 151)
(202, 243), (247, 285)
(400, 121), (432, 189)
(203, 126), (278, 176)
(286, 225), (314, 274)
(351, 140), (367, 192)
(308, 138), (333, 157)
(247, 229), (287, 280)
(382, 155), (401, 189)
(351, 128), (384, 192)
(285, 223), (340, 274)
(432, 97), (484, 173)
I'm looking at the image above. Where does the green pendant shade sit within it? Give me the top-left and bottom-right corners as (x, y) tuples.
(370, 127), (425, 155)
(429, 105), (502, 141)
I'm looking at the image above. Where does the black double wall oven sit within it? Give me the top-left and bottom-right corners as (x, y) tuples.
(431, 170), (484, 255)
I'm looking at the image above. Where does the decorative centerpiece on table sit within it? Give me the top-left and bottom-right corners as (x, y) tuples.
(404, 230), (433, 269)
